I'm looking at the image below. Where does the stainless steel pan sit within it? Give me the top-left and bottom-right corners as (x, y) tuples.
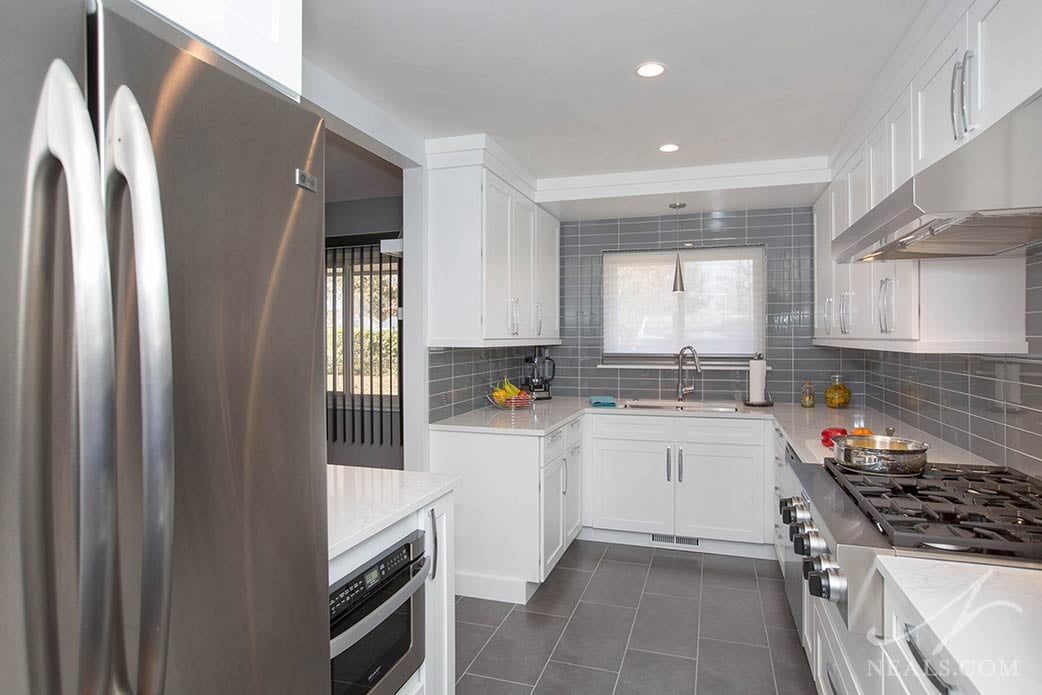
(831, 435), (931, 475)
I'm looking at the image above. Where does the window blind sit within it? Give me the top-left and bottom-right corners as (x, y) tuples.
(602, 247), (766, 357)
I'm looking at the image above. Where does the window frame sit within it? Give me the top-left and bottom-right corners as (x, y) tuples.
(600, 245), (767, 365)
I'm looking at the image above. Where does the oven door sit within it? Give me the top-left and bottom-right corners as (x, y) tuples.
(330, 555), (430, 695)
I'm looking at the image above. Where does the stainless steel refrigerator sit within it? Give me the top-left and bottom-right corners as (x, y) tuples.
(1, 1), (328, 693)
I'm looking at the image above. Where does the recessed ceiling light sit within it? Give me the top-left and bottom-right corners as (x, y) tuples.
(635, 61), (666, 78)
(659, 143), (679, 153)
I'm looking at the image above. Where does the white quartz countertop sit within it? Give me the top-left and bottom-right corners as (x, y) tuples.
(874, 556), (1042, 695)
(430, 398), (989, 466)
(327, 465), (458, 560)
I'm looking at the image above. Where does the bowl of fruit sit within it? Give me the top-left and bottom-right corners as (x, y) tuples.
(488, 379), (533, 410)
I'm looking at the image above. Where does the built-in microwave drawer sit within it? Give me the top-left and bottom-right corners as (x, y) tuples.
(590, 414), (673, 442)
(674, 417), (763, 445)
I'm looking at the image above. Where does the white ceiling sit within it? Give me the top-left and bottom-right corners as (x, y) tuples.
(304, 0), (926, 179)
(325, 131), (402, 203)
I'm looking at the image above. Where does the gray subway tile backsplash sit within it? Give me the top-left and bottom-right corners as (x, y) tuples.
(427, 220), (1042, 475)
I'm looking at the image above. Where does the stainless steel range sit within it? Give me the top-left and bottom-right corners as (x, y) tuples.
(774, 453), (1042, 639)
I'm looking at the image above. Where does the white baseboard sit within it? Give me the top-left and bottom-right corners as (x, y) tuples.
(577, 527), (775, 560)
(455, 570), (538, 604)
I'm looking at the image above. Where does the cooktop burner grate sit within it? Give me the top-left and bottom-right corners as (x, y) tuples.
(824, 459), (1042, 559)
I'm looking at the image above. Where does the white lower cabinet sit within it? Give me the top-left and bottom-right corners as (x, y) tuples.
(591, 438), (675, 534)
(674, 443), (765, 543)
(590, 415), (770, 544)
(429, 419), (582, 603)
(422, 494), (455, 695)
(540, 455), (566, 571)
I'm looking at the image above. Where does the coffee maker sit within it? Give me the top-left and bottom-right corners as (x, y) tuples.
(521, 348), (555, 400)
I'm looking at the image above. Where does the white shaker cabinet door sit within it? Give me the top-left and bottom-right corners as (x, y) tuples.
(967, 0), (1042, 134)
(540, 456), (566, 575)
(533, 208), (560, 340)
(591, 439), (675, 534)
(136, 0), (301, 95)
(913, 14), (969, 172)
(673, 444), (765, 544)
(510, 195), (535, 339)
(483, 172), (514, 339)
(422, 494), (455, 695)
(813, 192), (835, 339)
(564, 443), (582, 542)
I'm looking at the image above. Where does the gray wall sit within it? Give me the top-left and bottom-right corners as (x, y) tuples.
(325, 196), (402, 237)
(551, 208), (862, 404)
(428, 347), (531, 422)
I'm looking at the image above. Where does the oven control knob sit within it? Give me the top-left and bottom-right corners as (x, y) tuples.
(808, 568), (848, 603)
(802, 553), (839, 579)
(778, 497), (806, 515)
(793, 531), (827, 557)
(781, 504), (811, 525)
(788, 521), (818, 541)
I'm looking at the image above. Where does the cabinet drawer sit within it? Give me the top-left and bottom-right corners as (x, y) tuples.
(674, 417), (764, 445)
(591, 414), (673, 442)
(565, 417), (583, 447)
(814, 600), (860, 695)
(543, 426), (568, 463)
(883, 583), (970, 695)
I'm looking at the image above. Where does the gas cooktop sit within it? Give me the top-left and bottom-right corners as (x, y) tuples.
(824, 459), (1042, 560)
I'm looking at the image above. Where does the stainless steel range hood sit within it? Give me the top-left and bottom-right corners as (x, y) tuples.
(833, 89), (1042, 263)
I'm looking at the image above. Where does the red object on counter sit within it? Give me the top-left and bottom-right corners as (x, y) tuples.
(821, 427), (848, 448)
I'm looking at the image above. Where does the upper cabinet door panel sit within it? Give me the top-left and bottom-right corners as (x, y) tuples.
(534, 210), (560, 339)
(510, 196), (536, 339)
(846, 147), (870, 225)
(867, 121), (888, 208)
(483, 173), (514, 339)
(135, 0), (301, 95)
(885, 87), (915, 193)
(913, 15), (969, 172)
(968, 0), (1042, 134)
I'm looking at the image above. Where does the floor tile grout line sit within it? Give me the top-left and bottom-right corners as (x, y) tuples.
(530, 543), (606, 691)
(547, 658), (620, 675)
(694, 546), (704, 694)
(459, 604), (517, 684)
(698, 634), (775, 650)
(626, 646), (698, 662)
(610, 547), (654, 695)
(456, 617), (511, 630)
(757, 577), (782, 695)
(457, 671), (536, 690)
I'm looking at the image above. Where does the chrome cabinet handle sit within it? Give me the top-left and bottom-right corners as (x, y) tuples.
(105, 85), (176, 695)
(678, 447), (684, 482)
(16, 59), (117, 695)
(562, 457), (568, 495)
(536, 302), (543, 336)
(331, 556), (430, 659)
(666, 447), (672, 482)
(961, 49), (975, 133)
(824, 296), (832, 335)
(885, 277), (894, 333)
(838, 293), (847, 334)
(904, 624), (952, 695)
(878, 279), (887, 334)
(950, 59), (964, 140)
(430, 508), (439, 581)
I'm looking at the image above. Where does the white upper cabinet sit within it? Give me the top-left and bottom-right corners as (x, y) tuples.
(135, 0), (301, 96)
(813, 193), (835, 339)
(867, 120), (889, 209)
(967, 0), (1042, 134)
(428, 166), (561, 347)
(912, 15), (969, 172)
(885, 86), (915, 193)
(510, 196), (536, 339)
(533, 209), (561, 340)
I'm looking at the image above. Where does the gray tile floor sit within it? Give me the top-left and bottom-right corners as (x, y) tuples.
(454, 541), (815, 695)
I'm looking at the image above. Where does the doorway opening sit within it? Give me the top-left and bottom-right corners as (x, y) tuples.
(324, 131), (404, 469)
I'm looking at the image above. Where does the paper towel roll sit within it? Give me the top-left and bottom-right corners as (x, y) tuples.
(748, 358), (767, 404)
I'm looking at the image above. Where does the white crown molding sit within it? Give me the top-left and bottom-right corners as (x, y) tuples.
(534, 156), (831, 203)
(426, 133), (539, 199)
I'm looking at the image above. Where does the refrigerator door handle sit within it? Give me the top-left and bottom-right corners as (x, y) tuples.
(16, 59), (117, 695)
(104, 85), (175, 695)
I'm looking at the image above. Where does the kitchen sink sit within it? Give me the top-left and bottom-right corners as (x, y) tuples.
(622, 399), (738, 412)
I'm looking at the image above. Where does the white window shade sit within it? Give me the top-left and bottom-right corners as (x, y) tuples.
(602, 247), (765, 357)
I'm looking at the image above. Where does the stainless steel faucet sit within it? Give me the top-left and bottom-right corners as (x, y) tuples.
(676, 345), (701, 401)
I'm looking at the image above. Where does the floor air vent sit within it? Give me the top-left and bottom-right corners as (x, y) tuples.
(651, 534), (700, 546)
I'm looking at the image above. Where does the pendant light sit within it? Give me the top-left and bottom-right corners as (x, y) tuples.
(669, 202), (687, 293)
